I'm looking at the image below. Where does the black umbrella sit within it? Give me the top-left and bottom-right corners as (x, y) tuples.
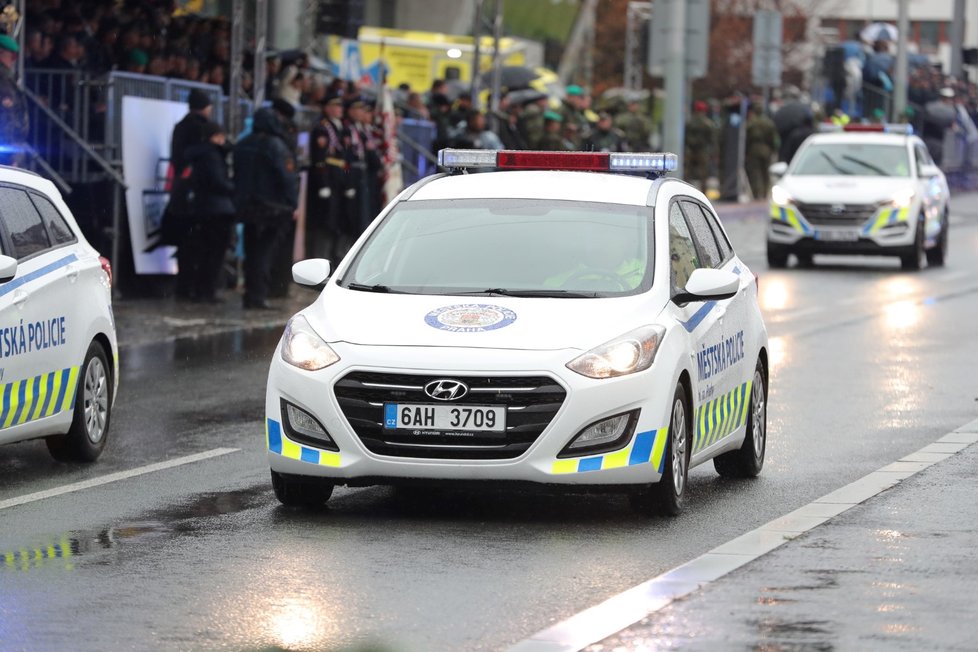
(479, 65), (539, 91)
(773, 100), (812, 136)
(505, 88), (547, 106)
(923, 100), (956, 129)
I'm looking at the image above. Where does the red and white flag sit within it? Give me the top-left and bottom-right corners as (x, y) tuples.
(379, 80), (404, 205)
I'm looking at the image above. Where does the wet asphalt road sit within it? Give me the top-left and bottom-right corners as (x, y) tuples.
(1, 195), (977, 652)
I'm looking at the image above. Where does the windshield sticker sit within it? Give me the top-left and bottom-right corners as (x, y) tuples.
(425, 304), (517, 333)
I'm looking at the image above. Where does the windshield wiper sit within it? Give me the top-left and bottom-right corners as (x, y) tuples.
(819, 151), (852, 175)
(840, 155), (890, 176)
(454, 288), (599, 298)
(346, 282), (399, 293)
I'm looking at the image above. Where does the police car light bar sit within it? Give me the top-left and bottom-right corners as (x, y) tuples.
(437, 149), (679, 173)
(817, 123), (914, 135)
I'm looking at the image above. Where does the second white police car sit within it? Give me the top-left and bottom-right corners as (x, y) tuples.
(0, 165), (118, 462)
(265, 150), (769, 515)
(768, 123), (950, 270)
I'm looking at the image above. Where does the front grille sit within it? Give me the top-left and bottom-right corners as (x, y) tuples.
(795, 202), (878, 227)
(333, 372), (567, 460)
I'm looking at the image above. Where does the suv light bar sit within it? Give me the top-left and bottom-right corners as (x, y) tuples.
(817, 123), (914, 135)
(438, 149), (679, 173)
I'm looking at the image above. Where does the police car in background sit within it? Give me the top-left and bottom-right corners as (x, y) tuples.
(767, 123), (950, 270)
(0, 165), (117, 462)
(265, 150), (769, 516)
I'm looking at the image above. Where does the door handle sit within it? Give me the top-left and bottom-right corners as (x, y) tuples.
(13, 289), (27, 307)
(66, 263), (79, 282)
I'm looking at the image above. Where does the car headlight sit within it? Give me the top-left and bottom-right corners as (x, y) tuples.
(566, 325), (666, 379)
(281, 315), (340, 371)
(889, 188), (915, 208)
(771, 184), (793, 206)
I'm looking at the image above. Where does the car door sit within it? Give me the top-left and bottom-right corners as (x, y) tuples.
(677, 200), (750, 456)
(0, 185), (80, 444)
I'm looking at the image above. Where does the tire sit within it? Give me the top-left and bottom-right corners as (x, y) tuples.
(714, 360), (767, 478)
(271, 470), (334, 508)
(900, 216), (926, 271)
(46, 341), (112, 463)
(630, 383), (690, 517)
(767, 243), (789, 269)
(925, 212), (948, 267)
(794, 252), (814, 268)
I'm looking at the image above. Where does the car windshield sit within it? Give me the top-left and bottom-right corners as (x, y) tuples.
(339, 198), (653, 297)
(791, 143), (911, 177)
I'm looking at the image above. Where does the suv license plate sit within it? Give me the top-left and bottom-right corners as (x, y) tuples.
(384, 404), (506, 432)
(815, 230), (859, 242)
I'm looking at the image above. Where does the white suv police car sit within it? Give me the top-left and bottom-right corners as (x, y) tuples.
(768, 124), (950, 270)
(0, 165), (117, 462)
(265, 150), (769, 515)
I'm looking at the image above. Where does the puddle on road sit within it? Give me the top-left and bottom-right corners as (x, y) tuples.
(1, 487), (267, 573)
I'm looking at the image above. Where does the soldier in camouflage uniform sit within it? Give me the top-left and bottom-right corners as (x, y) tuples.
(518, 94), (548, 149)
(614, 99), (652, 152)
(537, 111), (569, 152)
(745, 103), (779, 200)
(584, 112), (623, 152)
(560, 85), (590, 149)
(684, 100), (717, 191)
(0, 34), (29, 167)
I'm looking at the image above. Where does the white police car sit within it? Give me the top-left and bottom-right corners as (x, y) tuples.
(0, 165), (117, 462)
(265, 150), (768, 515)
(768, 124), (950, 269)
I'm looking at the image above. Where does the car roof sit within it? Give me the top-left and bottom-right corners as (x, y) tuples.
(0, 164), (60, 195)
(804, 132), (914, 146)
(409, 170), (657, 206)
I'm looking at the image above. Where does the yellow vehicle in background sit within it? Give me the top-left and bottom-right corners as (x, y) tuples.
(326, 26), (558, 99)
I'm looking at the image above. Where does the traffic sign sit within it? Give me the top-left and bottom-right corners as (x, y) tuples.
(752, 9), (782, 87)
(648, 0), (711, 80)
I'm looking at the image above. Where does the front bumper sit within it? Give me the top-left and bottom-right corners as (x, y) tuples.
(767, 202), (915, 252)
(265, 343), (674, 487)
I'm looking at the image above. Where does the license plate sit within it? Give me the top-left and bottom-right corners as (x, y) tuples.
(384, 404), (506, 432)
(815, 229), (859, 242)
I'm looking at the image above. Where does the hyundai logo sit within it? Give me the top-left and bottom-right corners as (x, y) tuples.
(424, 379), (469, 401)
(830, 204), (846, 215)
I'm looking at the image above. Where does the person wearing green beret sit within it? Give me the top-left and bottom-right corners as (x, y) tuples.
(125, 48), (149, 73)
(537, 110), (569, 151)
(560, 84), (590, 149)
(0, 32), (29, 167)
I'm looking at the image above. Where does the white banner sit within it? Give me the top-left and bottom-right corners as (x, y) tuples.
(121, 96), (187, 275)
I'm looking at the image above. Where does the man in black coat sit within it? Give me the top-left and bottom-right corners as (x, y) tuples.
(170, 89), (213, 176)
(307, 92), (351, 261)
(233, 108), (299, 309)
(179, 121), (236, 303)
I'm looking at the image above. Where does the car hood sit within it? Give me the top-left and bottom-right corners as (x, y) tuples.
(300, 287), (661, 351)
(781, 175), (913, 205)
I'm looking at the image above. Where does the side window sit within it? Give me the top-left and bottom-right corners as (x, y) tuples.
(914, 145), (933, 172)
(29, 193), (77, 246)
(700, 204), (733, 261)
(680, 201), (723, 268)
(0, 187), (52, 260)
(669, 202), (701, 293)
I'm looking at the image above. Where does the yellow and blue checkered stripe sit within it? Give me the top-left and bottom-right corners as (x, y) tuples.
(863, 206), (910, 235)
(551, 427), (669, 475)
(0, 367), (80, 430)
(2, 536), (75, 572)
(770, 204), (813, 235)
(266, 418), (341, 467)
(693, 380), (752, 453)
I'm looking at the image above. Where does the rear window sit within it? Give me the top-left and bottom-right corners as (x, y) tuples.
(0, 187), (52, 259)
(341, 199), (653, 297)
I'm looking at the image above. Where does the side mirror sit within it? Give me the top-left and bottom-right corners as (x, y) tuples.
(769, 161), (788, 180)
(672, 268), (740, 305)
(0, 255), (17, 284)
(292, 258), (331, 288)
(918, 163), (941, 179)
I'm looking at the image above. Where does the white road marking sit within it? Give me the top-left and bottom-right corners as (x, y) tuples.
(508, 419), (978, 652)
(0, 448), (240, 511)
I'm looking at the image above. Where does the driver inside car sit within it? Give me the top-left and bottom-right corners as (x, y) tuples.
(543, 235), (646, 291)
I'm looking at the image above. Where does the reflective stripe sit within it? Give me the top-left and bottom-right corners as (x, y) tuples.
(266, 418), (342, 467)
(693, 381), (752, 453)
(0, 367), (82, 430)
(0, 535), (75, 572)
(865, 206), (910, 235)
(550, 427), (668, 474)
(771, 204), (811, 234)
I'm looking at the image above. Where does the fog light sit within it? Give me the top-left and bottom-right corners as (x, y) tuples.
(559, 410), (638, 457)
(282, 400), (338, 451)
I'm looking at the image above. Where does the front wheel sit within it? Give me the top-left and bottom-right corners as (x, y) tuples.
(767, 243), (789, 269)
(630, 383), (690, 517)
(46, 341), (112, 462)
(925, 212), (948, 267)
(900, 217), (926, 270)
(714, 360), (767, 478)
(271, 470), (334, 508)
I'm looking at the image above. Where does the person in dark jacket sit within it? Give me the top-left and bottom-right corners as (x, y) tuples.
(177, 121), (235, 303)
(170, 89), (213, 176)
(233, 108), (299, 310)
(307, 92), (351, 261)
